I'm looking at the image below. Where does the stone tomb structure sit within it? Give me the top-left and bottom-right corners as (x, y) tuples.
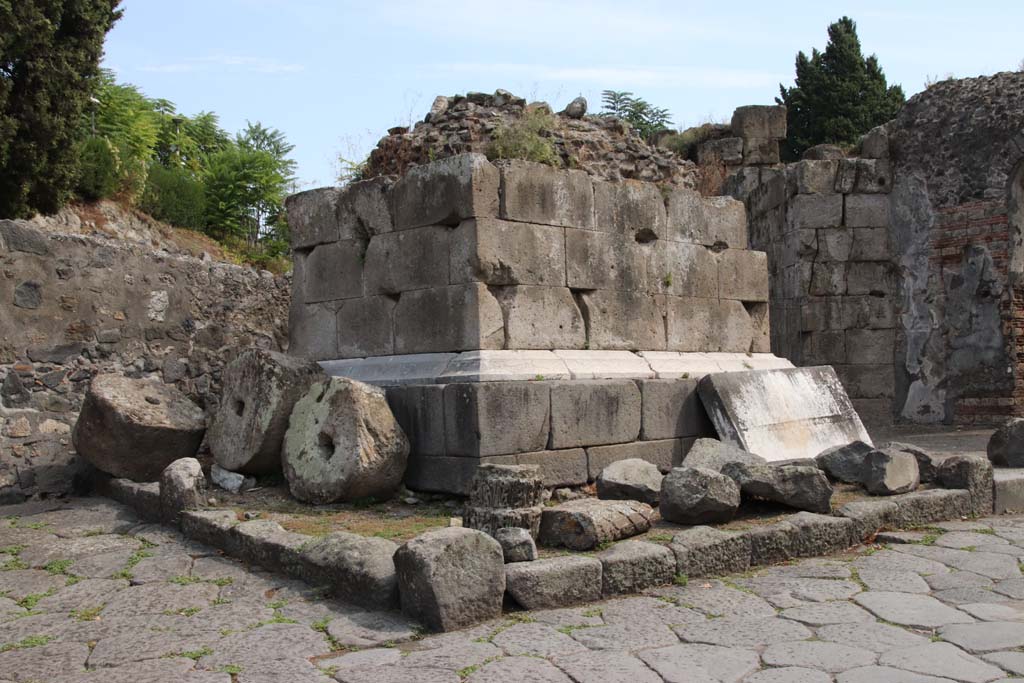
(287, 153), (792, 493)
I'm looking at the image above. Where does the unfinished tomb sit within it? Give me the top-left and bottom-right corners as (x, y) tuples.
(287, 153), (794, 494)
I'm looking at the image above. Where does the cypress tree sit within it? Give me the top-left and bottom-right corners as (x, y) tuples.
(777, 16), (905, 159)
(0, 1), (122, 218)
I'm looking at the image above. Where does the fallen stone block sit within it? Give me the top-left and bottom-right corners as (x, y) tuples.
(210, 464), (256, 495)
(671, 526), (751, 578)
(721, 462), (833, 513)
(815, 440), (874, 484)
(282, 378), (410, 504)
(538, 498), (654, 551)
(494, 527), (537, 563)
(994, 469), (1024, 514)
(301, 531), (400, 610)
(937, 454), (994, 517)
(233, 520), (307, 576)
(394, 527), (505, 631)
(786, 512), (857, 557)
(463, 464), (545, 538)
(597, 540), (676, 596)
(659, 467), (740, 525)
(890, 489), (972, 528)
(697, 366), (872, 463)
(835, 499), (899, 540)
(596, 458), (663, 506)
(159, 458), (206, 526)
(504, 556), (602, 609)
(885, 442), (946, 484)
(988, 418), (1024, 468)
(863, 448), (920, 496)
(390, 153), (499, 230)
(209, 349), (325, 475)
(681, 438), (765, 472)
(72, 374), (206, 482)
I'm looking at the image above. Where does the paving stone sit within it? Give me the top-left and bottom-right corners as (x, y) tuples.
(981, 651), (1024, 676)
(638, 643), (761, 683)
(672, 615), (812, 647)
(490, 621), (587, 657)
(569, 620), (679, 651)
(325, 610), (419, 648)
(937, 532), (1009, 549)
(462, 656), (571, 683)
(599, 596), (703, 627)
(958, 601), (1024, 621)
(130, 553), (194, 584)
(857, 568), (931, 593)
(992, 577), (1024, 599)
(335, 666), (458, 683)
(552, 650), (663, 683)
(233, 659), (336, 683)
(66, 657), (231, 683)
(100, 582), (220, 617)
(877, 530), (929, 544)
(199, 622), (331, 669)
(817, 621), (931, 653)
(763, 559), (852, 579)
(397, 640), (502, 670)
(327, 647), (403, 671)
(761, 640), (877, 673)
(734, 576), (863, 604)
(927, 572), (994, 591)
(837, 666), (959, 683)
(18, 533), (141, 568)
(0, 569), (66, 602)
(854, 591), (975, 628)
(655, 581), (776, 619)
(0, 640), (91, 683)
(72, 547), (139, 579)
(853, 549), (951, 577)
(780, 600), (876, 625)
(894, 545), (1022, 580)
(878, 642), (1005, 683)
(530, 606), (605, 630)
(33, 578), (128, 613)
(88, 626), (219, 667)
(939, 621), (1024, 652)
(746, 668), (832, 683)
(933, 587), (1009, 605)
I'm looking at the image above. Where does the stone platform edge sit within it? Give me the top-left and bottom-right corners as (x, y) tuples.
(94, 454), (1010, 632)
(318, 350), (795, 385)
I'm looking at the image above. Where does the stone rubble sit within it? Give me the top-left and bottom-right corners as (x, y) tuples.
(209, 464), (255, 495)
(659, 466), (740, 525)
(494, 527), (538, 563)
(158, 458), (206, 525)
(538, 498), (655, 551)
(595, 458), (664, 505)
(722, 461), (833, 513)
(462, 464), (545, 538)
(862, 448), (921, 496)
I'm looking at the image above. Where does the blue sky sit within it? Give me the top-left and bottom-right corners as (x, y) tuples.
(103, 1), (1024, 189)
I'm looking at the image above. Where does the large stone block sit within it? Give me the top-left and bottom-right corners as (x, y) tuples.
(586, 438), (691, 478)
(499, 160), (594, 229)
(444, 381), (551, 457)
(449, 218), (566, 286)
(842, 295), (895, 329)
(697, 366), (873, 462)
(337, 176), (394, 238)
(817, 227), (853, 262)
(580, 289), (667, 351)
(671, 526), (751, 577)
(300, 531), (399, 610)
(793, 160), (839, 195)
(834, 364), (895, 399)
(846, 262), (893, 296)
(593, 179), (667, 239)
(731, 105), (787, 139)
(718, 249), (769, 301)
(549, 380), (641, 449)
(385, 384), (446, 457)
(504, 556), (602, 609)
(789, 194), (843, 229)
(538, 498), (654, 550)
(666, 190), (747, 247)
(302, 240), (365, 303)
(393, 283), (504, 354)
(801, 297), (844, 332)
(993, 469), (1024, 514)
(719, 299), (756, 353)
(597, 540), (675, 596)
(845, 194), (889, 228)
(286, 187), (341, 249)
(800, 330), (846, 366)
(492, 286), (586, 349)
(809, 261), (847, 296)
(853, 159), (892, 194)
(850, 227), (890, 261)
(665, 297), (725, 352)
(743, 137), (780, 165)
(336, 296), (396, 357)
(698, 137), (744, 165)
(364, 225), (450, 295)
(646, 241), (718, 298)
(565, 228), (647, 292)
(390, 153), (499, 230)
(747, 302), (771, 353)
(846, 329), (894, 365)
(404, 449), (587, 494)
(639, 378), (714, 440)
(288, 301), (340, 361)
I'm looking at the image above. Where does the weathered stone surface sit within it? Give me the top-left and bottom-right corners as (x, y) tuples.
(639, 378), (714, 441)
(671, 526), (751, 577)
(722, 462), (833, 512)
(299, 531), (399, 610)
(499, 161), (594, 229)
(449, 218), (566, 286)
(659, 466), (740, 525)
(597, 540), (675, 596)
(72, 374), (206, 482)
(761, 641), (876, 674)
(285, 186), (341, 249)
(877, 642), (1003, 683)
(494, 527), (537, 563)
(816, 440), (874, 483)
(209, 348), (325, 475)
(863, 448), (920, 495)
(854, 591), (974, 629)
(363, 226), (449, 295)
(789, 194), (843, 229)
(385, 384), (446, 457)
(538, 498), (654, 550)
(994, 468), (1024, 514)
(732, 104), (787, 139)
(882, 441), (945, 483)
(158, 458), (206, 526)
(718, 249), (769, 301)
(300, 239), (365, 302)
(596, 458), (663, 505)
(989, 418), (1024, 467)
(463, 464), (545, 538)
(504, 556), (602, 609)
(593, 179), (668, 240)
(938, 454), (995, 517)
(698, 366), (872, 463)
(393, 283), (505, 354)
(393, 527), (504, 631)
(580, 288), (667, 351)
(390, 153), (499, 230)
(444, 381), (550, 457)
(282, 378), (410, 504)
(681, 438), (766, 472)
(639, 642), (761, 683)
(586, 439), (689, 478)
(548, 380), (641, 449)
(210, 464), (255, 494)
(565, 227), (647, 292)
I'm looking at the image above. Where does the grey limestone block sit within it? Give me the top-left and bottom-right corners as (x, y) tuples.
(538, 498), (654, 551)
(639, 379), (714, 441)
(0, 219), (50, 255)
(671, 526), (751, 578)
(288, 300), (339, 361)
(390, 153), (500, 230)
(718, 249), (769, 301)
(504, 555), (602, 609)
(593, 178), (668, 240)
(180, 510), (241, 555)
(499, 160), (594, 229)
(363, 225), (450, 295)
(492, 285), (586, 350)
(817, 227), (853, 262)
(698, 136), (744, 165)
(449, 217), (566, 286)
(302, 240), (365, 303)
(743, 137), (780, 165)
(719, 299), (757, 353)
(731, 104), (787, 139)
(596, 458), (664, 506)
(386, 384), (446, 457)
(565, 227), (647, 292)
(745, 521), (799, 566)
(336, 296), (396, 357)
(99, 478), (161, 522)
(748, 303), (771, 353)
(646, 241), (719, 298)
(300, 531), (400, 610)
(586, 438), (691, 479)
(788, 194), (843, 229)
(403, 449), (588, 495)
(337, 175), (394, 238)
(443, 381), (551, 457)
(846, 262), (893, 296)
(936, 454), (994, 517)
(702, 196), (748, 248)
(681, 438), (766, 472)
(808, 261), (847, 297)
(579, 289), (667, 351)
(597, 540), (676, 596)
(393, 283), (505, 354)
(286, 187), (341, 249)
(516, 448), (589, 488)
(849, 227), (891, 261)
(835, 158), (858, 193)
(853, 159), (892, 194)
(845, 194), (890, 228)
(793, 160), (839, 195)
(549, 380), (641, 449)
(834, 364), (895, 399)
(665, 296), (730, 352)
(859, 125), (890, 159)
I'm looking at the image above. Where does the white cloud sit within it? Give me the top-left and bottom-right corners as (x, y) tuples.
(139, 55), (304, 74)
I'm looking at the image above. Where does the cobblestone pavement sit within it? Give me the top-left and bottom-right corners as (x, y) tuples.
(5, 498), (1024, 682)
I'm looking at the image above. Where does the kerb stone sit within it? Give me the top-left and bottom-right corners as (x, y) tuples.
(504, 556), (602, 609)
(597, 540), (676, 596)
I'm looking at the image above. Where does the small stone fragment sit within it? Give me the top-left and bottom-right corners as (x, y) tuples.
(494, 527), (537, 563)
(659, 467), (740, 525)
(988, 417), (1024, 468)
(722, 462), (833, 513)
(538, 498), (654, 551)
(562, 96), (587, 119)
(815, 441), (873, 483)
(863, 448), (920, 495)
(681, 438), (767, 472)
(596, 458), (663, 505)
(210, 464), (256, 494)
(159, 458), (207, 525)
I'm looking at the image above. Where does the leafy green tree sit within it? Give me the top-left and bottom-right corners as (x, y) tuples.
(777, 16), (905, 159)
(202, 145), (288, 244)
(92, 70), (161, 201)
(598, 90), (673, 139)
(0, 1), (123, 217)
(75, 136), (119, 200)
(140, 163), (206, 231)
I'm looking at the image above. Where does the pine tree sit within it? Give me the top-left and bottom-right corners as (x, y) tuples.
(777, 17), (905, 159)
(0, 1), (123, 217)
